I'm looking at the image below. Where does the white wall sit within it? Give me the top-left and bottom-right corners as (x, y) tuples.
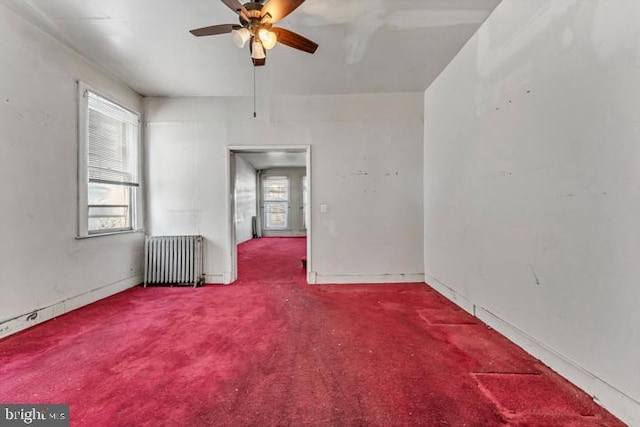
(145, 93), (424, 284)
(234, 155), (257, 244)
(0, 5), (144, 337)
(423, 0), (640, 423)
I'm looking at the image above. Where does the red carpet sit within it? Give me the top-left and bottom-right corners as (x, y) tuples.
(0, 237), (624, 426)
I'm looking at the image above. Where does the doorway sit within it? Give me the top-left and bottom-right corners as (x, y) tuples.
(226, 146), (312, 284)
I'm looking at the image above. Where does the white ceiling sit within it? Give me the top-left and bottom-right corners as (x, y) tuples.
(0, 0), (500, 97)
(237, 151), (306, 170)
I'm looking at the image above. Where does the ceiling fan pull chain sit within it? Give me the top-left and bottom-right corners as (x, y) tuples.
(253, 65), (257, 118)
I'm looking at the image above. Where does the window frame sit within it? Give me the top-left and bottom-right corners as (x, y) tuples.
(77, 81), (143, 238)
(262, 175), (290, 231)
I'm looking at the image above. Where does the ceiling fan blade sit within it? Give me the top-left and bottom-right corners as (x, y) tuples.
(271, 27), (318, 53)
(261, 0), (305, 23)
(220, 0), (250, 18)
(190, 24), (241, 37)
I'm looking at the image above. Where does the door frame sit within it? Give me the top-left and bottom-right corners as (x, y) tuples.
(226, 145), (312, 284)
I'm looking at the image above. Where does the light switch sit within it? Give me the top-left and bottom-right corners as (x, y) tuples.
(320, 203), (328, 213)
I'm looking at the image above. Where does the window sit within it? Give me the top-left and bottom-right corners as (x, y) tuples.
(78, 83), (141, 237)
(263, 176), (289, 230)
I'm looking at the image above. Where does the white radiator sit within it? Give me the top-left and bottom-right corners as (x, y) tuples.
(144, 235), (204, 287)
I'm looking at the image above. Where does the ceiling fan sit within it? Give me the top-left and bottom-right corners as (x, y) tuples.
(190, 0), (318, 66)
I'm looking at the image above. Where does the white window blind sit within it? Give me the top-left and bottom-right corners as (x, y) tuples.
(87, 91), (140, 187)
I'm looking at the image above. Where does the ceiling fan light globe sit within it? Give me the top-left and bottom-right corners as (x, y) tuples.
(231, 28), (250, 48)
(251, 40), (266, 60)
(258, 29), (278, 50)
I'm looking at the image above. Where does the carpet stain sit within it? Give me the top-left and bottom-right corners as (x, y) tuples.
(473, 372), (608, 425)
(417, 308), (479, 325)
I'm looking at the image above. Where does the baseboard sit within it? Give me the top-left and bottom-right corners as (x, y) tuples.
(424, 274), (640, 426)
(307, 271), (317, 284)
(313, 272), (425, 285)
(205, 274), (228, 285)
(0, 275), (142, 340)
(261, 232), (307, 237)
(477, 306), (639, 426)
(424, 274), (475, 315)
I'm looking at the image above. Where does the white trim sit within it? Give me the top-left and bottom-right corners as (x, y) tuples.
(424, 273), (475, 315)
(204, 274), (228, 284)
(0, 275), (141, 339)
(77, 81), (143, 239)
(75, 230), (144, 240)
(77, 81), (140, 117)
(307, 271), (317, 284)
(424, 273), (639, 426)
(226, 145), (312, 284)
(260, 230), (306, 237)
(226, 151), (237, 283)
(77, 82), (90, 237)
(313, 273), (425, 284)
(305, 146), (312, 277)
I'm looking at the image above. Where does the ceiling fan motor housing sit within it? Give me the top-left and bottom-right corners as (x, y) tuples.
(240, 3), (267, 27)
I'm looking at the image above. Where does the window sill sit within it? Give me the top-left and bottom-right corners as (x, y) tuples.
(76, 230), (144, 240)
